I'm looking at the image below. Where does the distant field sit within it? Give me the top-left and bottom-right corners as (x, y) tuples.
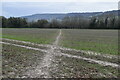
(2, 28), (59, 44)
(60, 29), (118, 55)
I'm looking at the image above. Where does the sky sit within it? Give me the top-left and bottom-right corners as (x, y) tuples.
(1, 0), (119, 18)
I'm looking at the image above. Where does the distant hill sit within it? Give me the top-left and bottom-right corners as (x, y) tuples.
(21, 10), (119, 22)
(95, 10), (119, 18)
(22, 14), (66, 22)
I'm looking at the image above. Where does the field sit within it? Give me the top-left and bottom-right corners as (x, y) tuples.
(2, 44), (45, 78)
(2, 28), (59, 44)
(60, 29), (118, 55)
(1, 28), (119, 78)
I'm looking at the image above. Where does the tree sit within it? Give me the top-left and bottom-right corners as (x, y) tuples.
(105, 17), (108, 28)
(7, 17), (28, 28)
(37, 19), (48, 28)
(49, 19), (60, 28)
(89, 18), (97, 29)
(110, 17), (115, 29)
(2, 16), (7, 28)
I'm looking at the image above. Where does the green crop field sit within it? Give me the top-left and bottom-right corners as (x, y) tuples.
(60, 29), (118, 55)
(2, 28), (59, 44)
(2, 29), (118, 55)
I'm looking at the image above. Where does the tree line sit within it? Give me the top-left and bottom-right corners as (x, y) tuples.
(1, 16), (120, 29)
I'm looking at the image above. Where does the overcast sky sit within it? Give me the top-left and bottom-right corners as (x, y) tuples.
(1, 0), (119, 18)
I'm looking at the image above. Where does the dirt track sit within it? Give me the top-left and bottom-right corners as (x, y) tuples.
(1, 29), (119, 78)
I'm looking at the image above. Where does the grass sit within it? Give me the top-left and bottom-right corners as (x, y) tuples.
(60, 29), (118, 55)
(2, 28), (59, 44)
